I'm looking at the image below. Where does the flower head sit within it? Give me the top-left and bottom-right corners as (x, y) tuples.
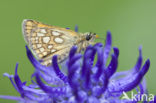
(0, 28), (154, 103)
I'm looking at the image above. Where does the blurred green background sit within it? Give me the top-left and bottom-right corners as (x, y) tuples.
(0, 0), (156, 102)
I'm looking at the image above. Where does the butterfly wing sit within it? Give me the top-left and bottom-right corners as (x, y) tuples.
(22, 19), (79, 66)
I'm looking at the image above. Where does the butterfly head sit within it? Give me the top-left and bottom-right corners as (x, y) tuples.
(84, 32), (97, 42)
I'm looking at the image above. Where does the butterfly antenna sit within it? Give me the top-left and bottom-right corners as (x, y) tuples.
(95, 34), (105, 40)
(96, 37), (105, 40)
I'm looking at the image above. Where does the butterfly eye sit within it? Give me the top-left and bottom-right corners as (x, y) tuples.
(86, 33), (92, 41)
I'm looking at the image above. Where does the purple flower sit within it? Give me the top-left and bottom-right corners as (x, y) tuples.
(0, 28), (154, 103)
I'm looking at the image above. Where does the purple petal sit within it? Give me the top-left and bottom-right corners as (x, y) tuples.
(35, 72), (66, 95)
(0, 95), (24, 101)
(81, 47), (95, 88)
(68, 62), (80, 89)
(106, 54), (118, 78)
(109, 59), (150, 92)
(67, 53), (82, 67)
(3, 73), (19, 92)
(69, 46), (77, 59)
(132, 46), (143, 73)
(111, 47), (143, 80)
(75, 25), (78, 32)
(26, 46), (52, 75)
(113, 47), (119, 58)
(97, 70), (109, 96)
(140, 59), (150, 76)
(52, 55), (68, 84)
(94, 47), (104, 80)
(37, 71), (64, 86)
(103, 31), (112, 66)
(14, 63), (25, 97)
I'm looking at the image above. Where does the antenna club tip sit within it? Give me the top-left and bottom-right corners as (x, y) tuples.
(95, 35), (99, 38)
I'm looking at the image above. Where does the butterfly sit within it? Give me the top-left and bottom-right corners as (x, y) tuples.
(22, 19), (97, 66)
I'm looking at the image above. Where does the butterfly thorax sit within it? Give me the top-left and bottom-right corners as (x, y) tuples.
(75, 32), (96, 52)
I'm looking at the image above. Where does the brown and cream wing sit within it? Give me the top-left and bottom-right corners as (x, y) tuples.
(22, 19), (79, 66)
(22, 19), (79, 43)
